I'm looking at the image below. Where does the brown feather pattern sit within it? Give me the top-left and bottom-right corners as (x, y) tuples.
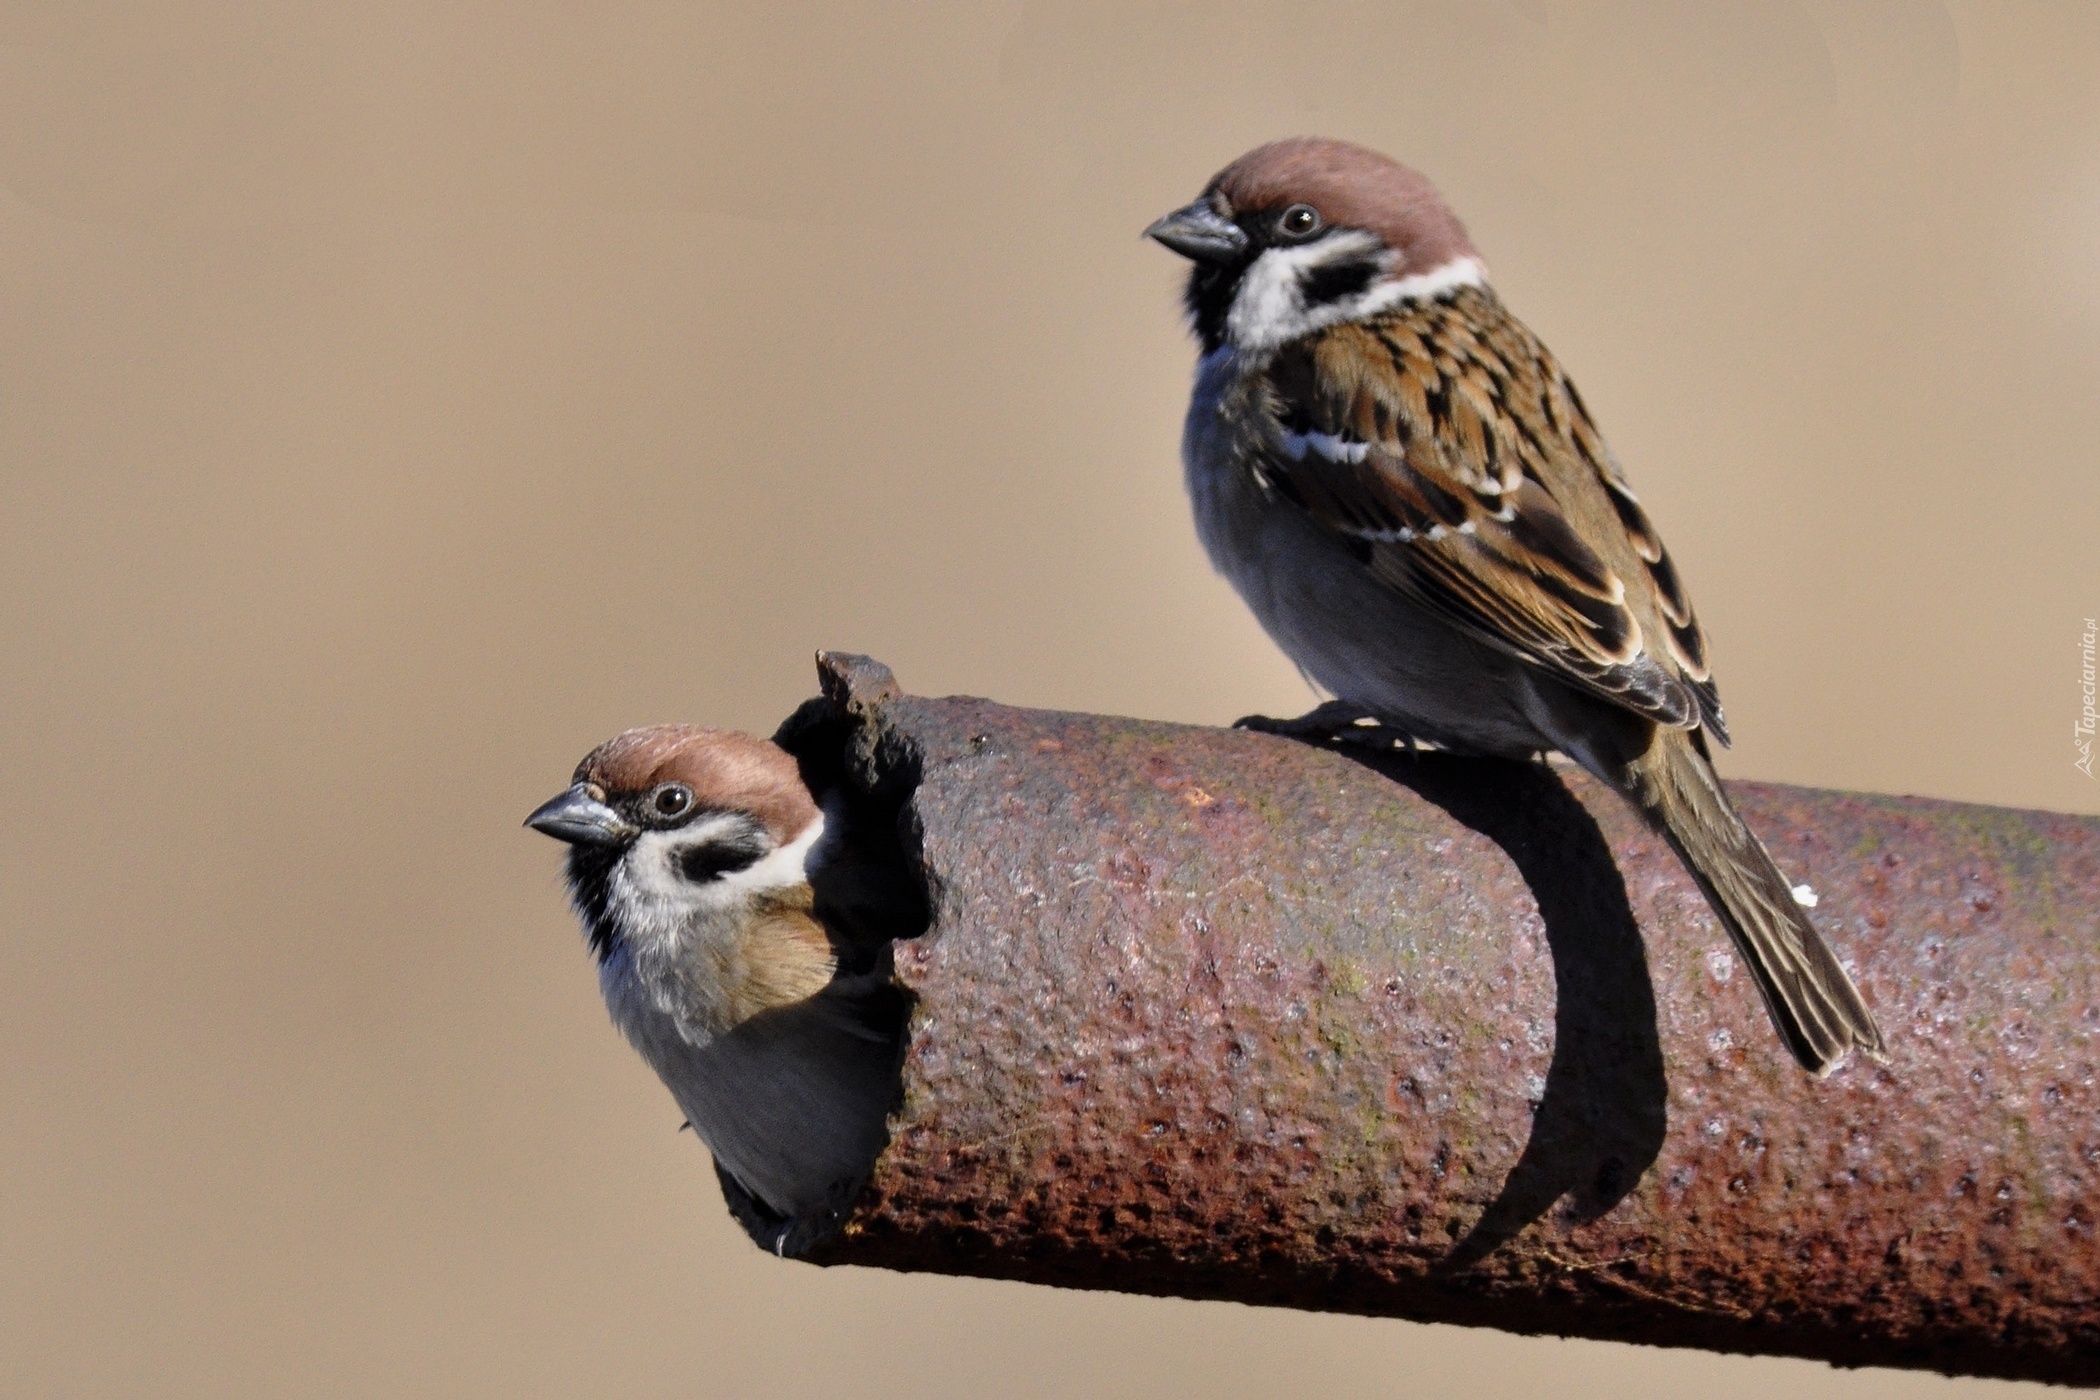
(1251, 284), (1728, 741)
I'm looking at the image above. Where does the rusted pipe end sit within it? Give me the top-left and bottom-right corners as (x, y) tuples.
(815, 650), (902, 712)
(752, 655), (2099, 1385)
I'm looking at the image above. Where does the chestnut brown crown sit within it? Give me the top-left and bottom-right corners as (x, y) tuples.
(1208, 136), (1478, 276)
(574, 725), (819, 846)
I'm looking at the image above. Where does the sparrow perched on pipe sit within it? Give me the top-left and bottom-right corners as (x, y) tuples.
(526, 724), (913, 1245)
(1147, 137), (1885, 1074)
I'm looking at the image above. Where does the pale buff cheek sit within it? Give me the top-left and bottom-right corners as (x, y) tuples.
(598, 815), (828, 1043)
(606, 827), (733, 951)
(606, 813), (824, 937)
(1225, 241), (1488, 355)
(600, 828), (742, 1033)
(1225, 230), (1385, 351)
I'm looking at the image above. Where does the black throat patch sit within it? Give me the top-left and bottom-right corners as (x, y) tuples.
(1184, 257), (1253, 353)
(564, 845), (623, 962)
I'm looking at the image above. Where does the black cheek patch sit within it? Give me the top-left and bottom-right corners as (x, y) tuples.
(1298, 256), (1381, 308)
(679, 833), (771, 883)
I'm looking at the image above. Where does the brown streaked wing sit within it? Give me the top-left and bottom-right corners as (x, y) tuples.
(1556, 365), (1731, 744)
(1251, 296), (1703, 733)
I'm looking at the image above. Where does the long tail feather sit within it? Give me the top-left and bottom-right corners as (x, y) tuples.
(1622, 730), (1887, 1075)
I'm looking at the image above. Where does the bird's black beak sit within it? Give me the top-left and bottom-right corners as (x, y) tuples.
(525, 783), (636, 847)
(1145, 199), (1248, 263)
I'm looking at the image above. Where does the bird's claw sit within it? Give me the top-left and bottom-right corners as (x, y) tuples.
(1233, 702), (1419, 751)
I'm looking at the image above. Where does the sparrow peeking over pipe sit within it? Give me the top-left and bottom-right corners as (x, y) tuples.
(1148, 137), (1885, 1074)
(527, 725), (914, 1247)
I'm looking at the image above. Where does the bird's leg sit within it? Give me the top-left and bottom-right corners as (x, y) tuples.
(1233, 700), (1419, 751)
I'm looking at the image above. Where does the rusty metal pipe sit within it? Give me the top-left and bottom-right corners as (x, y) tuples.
(766, 654), (2099, 1385)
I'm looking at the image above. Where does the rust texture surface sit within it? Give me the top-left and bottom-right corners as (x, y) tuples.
(797, 655), (2100, 1385)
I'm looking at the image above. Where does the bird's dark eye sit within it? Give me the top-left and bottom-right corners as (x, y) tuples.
(1278, 204), (1321, 239)
(650, 784), (694, 820)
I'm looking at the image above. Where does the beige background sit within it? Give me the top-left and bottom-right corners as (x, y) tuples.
(4, 3), (2095, 1396)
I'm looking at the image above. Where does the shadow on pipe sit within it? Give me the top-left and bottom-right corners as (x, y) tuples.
(1305, 743), (1668, 1270)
